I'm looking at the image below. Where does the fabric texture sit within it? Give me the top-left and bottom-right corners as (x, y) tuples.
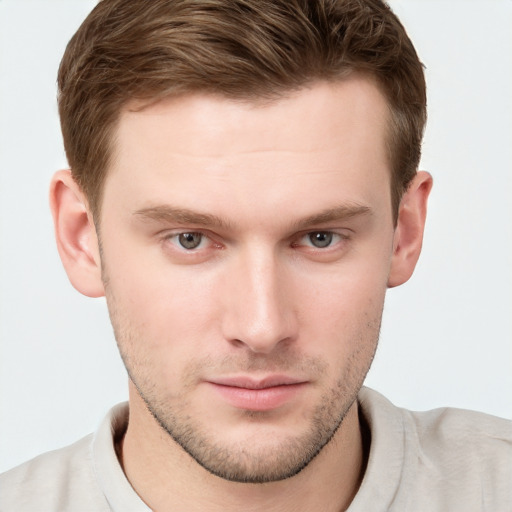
(1, 388), (510, 511)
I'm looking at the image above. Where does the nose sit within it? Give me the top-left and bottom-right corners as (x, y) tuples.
(220, 247), (297, 354)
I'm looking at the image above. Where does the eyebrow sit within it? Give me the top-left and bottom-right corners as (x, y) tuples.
(133, 203), (371, 231)
(292, 204), (372, 230)
(133, 205), (233, 230)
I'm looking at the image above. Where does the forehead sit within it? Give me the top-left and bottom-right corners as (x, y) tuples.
(118, 77), (389, 157)
(103, 77), (392, 226)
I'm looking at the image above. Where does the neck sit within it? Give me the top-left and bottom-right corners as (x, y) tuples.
(120, 389), (366, 512)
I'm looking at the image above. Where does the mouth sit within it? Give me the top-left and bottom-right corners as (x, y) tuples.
(205, 375), (308, 411)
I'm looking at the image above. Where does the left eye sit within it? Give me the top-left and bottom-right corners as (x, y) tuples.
(174, 232), (205, 250)
(301, 231), (340, 248)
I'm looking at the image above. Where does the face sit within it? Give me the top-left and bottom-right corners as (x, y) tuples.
(99, 78), (396, 483)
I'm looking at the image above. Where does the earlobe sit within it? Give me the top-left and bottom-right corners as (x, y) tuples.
(49, 170), (105, 298)
(388, 171), (433, 288)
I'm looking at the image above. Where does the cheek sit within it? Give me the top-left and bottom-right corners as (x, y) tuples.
(296, 261), (388, 359)
(102, 246), (222, 366)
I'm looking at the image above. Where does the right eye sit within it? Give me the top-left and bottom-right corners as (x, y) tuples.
(304, 231), (336, 248)
(167, 232), (207, 250)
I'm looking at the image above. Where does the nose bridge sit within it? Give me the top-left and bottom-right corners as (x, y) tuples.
(222, 244), (295, 353)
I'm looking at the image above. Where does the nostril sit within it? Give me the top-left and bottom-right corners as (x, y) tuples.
(229, 338), (247, 349)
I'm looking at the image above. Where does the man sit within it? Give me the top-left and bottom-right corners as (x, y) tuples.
(1, 0), (510, 511)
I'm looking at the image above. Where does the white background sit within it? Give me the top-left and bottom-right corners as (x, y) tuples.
(0, 0), (511, 473)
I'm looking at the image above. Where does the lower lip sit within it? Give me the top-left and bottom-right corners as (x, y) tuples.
(207, 383), (306, 411)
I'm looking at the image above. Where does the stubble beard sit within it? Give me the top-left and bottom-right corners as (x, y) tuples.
(132, 360), (365, 484)
(104, 281), (380, 484)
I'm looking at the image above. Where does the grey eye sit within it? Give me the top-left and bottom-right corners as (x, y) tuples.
(178, 232), (203, 249)
(308, 232), (333, 248)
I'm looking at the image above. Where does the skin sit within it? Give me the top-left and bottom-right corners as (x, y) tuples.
(50, 77), (432, 511)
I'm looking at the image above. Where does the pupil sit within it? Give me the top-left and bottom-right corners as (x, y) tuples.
(310, 232), (332, 248)
(179, 233), (201, 249)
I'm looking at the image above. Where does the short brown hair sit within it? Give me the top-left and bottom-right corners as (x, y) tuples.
(58, 0), (426, 221)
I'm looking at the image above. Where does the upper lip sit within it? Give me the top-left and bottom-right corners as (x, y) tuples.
(207, 375), (307, 390)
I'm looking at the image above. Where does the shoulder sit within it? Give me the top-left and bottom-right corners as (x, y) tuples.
(0, 434), (110, 512)
(404, 403), (512, 509)
(405, 402), (511, 453)
(359, 386), (512, 455)
(0, 403), (147, 512)
(403, 403), (511, 483)
(2, 433), (94, 483)
(355, 388), (512, 511)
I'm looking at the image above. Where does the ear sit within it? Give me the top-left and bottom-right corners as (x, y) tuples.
(388, 171), (433, 288)
(49, 169), (105, 297)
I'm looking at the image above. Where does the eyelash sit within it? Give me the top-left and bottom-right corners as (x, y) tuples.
(293, 231), (347, 250)
(162, 230), (349, 252)
(163, 231), (219, 252)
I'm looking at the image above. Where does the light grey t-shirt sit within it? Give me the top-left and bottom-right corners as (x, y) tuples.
(1, 388), (511, 511)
